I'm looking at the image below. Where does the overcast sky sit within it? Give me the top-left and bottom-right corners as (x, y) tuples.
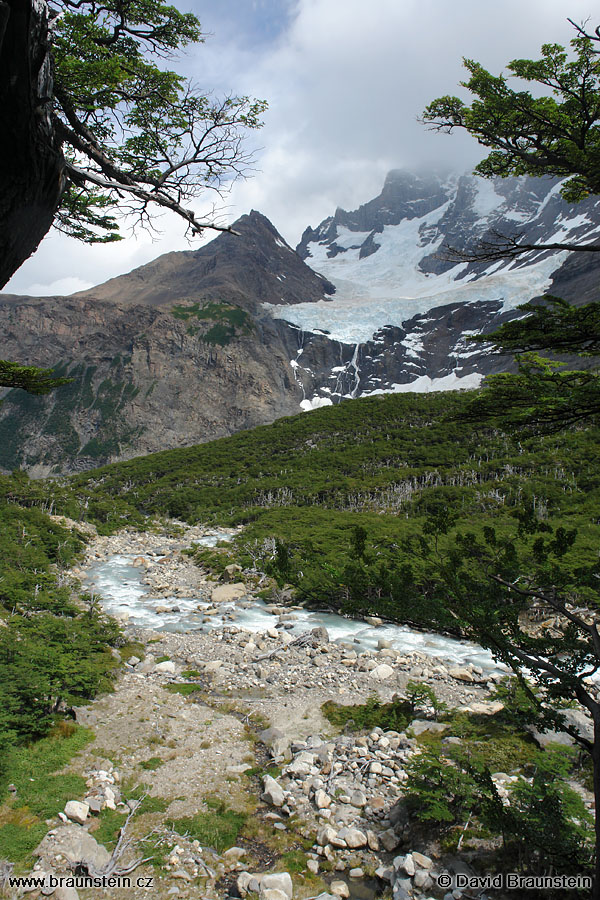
(5, 0), (595, 296)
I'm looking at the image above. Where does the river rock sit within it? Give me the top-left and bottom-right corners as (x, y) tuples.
(412, 851), (433, 870)
(379, 828), (401, 852)
(211, 583), (246, 603)
(449, 666), (475, 682)
(330, 881), (350, 898)
(222, 564), (243, 582)
(314, 789), (331, 809)
(287, 751), (316, 776)
(370, 664), (394, 681)
(154, 660), (176, 674)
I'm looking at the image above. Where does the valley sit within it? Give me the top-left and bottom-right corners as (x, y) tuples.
(6, 519), (579, 900)
(2, 170), (600, 473)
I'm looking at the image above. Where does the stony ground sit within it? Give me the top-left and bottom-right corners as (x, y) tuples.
(21, 523), (536, 900)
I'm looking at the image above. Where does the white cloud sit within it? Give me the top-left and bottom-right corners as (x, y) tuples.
(4, 0), (595, 295)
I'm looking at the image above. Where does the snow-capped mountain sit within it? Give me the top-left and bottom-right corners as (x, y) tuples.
(1, 169), (599, 473)
(265, 170), (600, 408)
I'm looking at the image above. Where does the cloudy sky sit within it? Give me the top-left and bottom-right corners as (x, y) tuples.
(5, 0), (595, 296)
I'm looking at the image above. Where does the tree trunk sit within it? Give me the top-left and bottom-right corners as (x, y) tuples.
(0, 0), (65, 289)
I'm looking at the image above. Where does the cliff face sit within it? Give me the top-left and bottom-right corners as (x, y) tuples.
(0, 293), (308, 474)
(0, 211), (336, 474)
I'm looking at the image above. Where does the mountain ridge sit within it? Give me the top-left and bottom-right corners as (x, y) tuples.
(1, 169), (599, 473)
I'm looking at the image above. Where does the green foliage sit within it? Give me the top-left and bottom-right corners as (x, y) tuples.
(49, 0), (267, 242)
(0, 724), (94, 865)
(93, 791), (168, 849)
(0, 361), (73, 394)
(503, 747), (594, 873)
(0, 483), (121, 765)
(41, 390), (600, 631)
(139, 756), (164, 770)
(0, 823), (48, 867)
(404, 748), (478, 825)
(405, 739), (593, 877)
(472, 297), (600, 357)
(93, 807), (128, 849)
(321, 696), (411, 733)
(404, 681), (446, 720)
(423, 33), (600, 201)
(168, 797), (247, 852)
(163, 683), (204, 696)
(171, 301), (253, 345)
(0, 724), (93, 810)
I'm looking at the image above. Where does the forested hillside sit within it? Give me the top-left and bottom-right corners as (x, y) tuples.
(9, 390), (597, 628)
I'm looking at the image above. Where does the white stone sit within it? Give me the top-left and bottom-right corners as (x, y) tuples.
(330, 881), (350, 898)
(154, 660), (176, 674)
(262, 775), (286, 808)
(260, 872), (293, 899)
(337, 827), (367, 849)
(401, 854), (415, 876)
(370, 664), (394, 681)
(314, 789), (331, 809)
(317, 826), (337, 846)
(64, 801), (89, 825)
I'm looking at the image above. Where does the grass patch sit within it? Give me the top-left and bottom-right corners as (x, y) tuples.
(0, 725), (93, 866)
(436, 711), (540, 772)
(321, 695), (411, 733)
(139, 757), (164, 771)
(119, 640), (146, 661)
(0, 822), (48, 867)
(93, 807), (128, 849)
(163, 683), (205, 697)
(0, 725), (94, 814)
(168, 797), (247, 853)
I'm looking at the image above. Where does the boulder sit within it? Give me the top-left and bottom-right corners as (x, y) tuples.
(35, 825), (111, 872)
(379, 828), (401, 852)
(337, 827), (367, 849)
(317, 825), (337, 846)
(449, 666), (474, 682)
(259, 727), (291, 760)
(314, 789), (331, 809)
(286, 751), (316, 776)
(330, 881), (350, 898)
(211, 583), (246, 603)
(370, 664), (394, 681)
(64, 801), (89, 825)
(222, 563), (243, 582)
(260, 872), (293, 899)
(154, 660), (176, 674)
(262, 774), (286, 808)
(203, 659), (225, 673)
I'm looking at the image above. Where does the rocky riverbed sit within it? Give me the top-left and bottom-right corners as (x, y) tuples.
(23, 521), (594, 900)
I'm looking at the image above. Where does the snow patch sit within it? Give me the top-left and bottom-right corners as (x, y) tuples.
(300, 396), (334, 411)
(364, 371), (483, 395)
